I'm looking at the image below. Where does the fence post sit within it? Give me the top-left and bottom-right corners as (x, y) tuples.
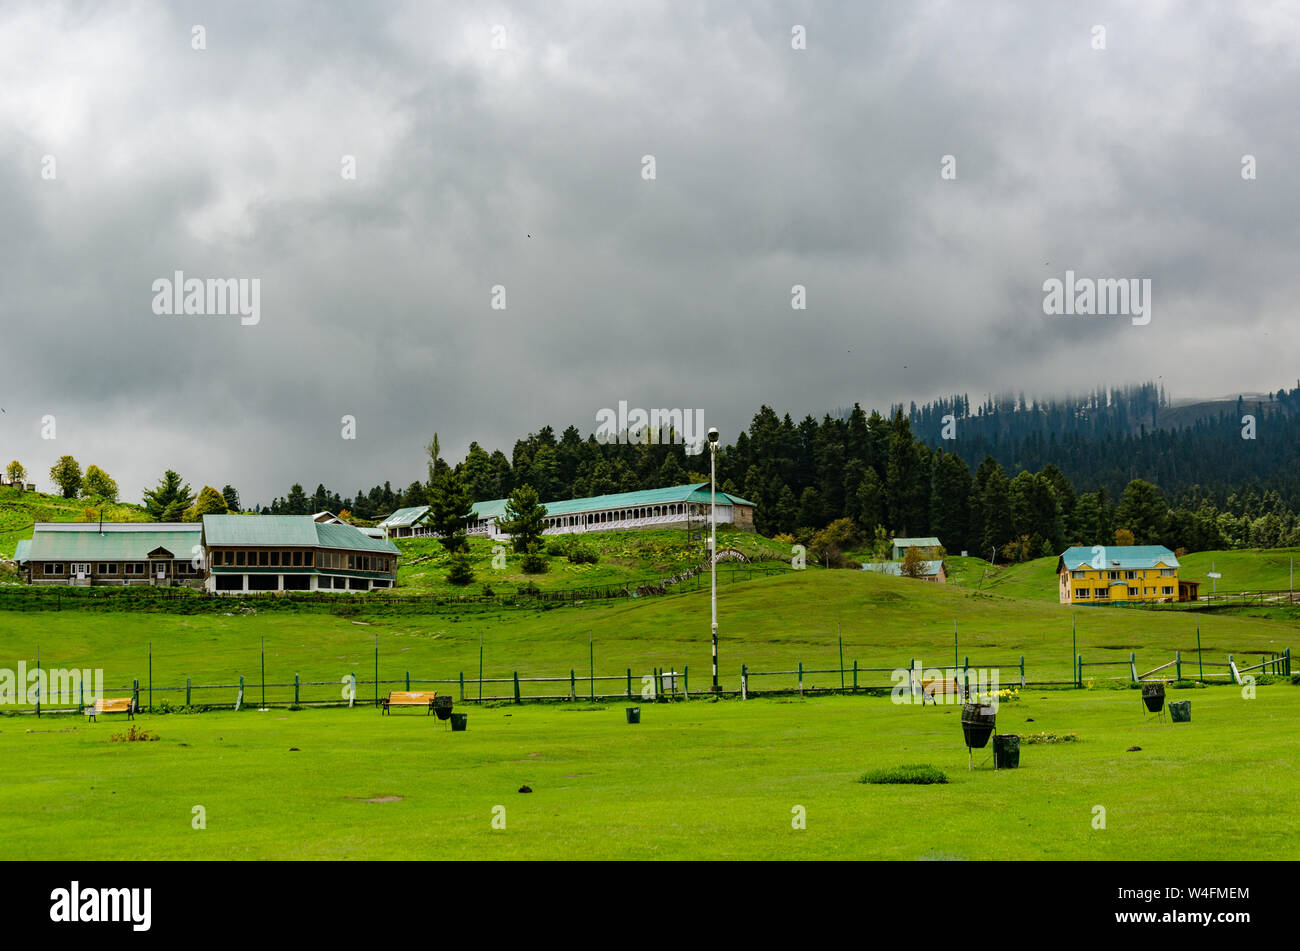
(683, 665), (688, 700)
(1229, 654), (1239, 685)
(570, 669), (576, 700)
(132, 678), (139, 711)
(406, 671), (410, 691)
(627, 668), (632, 699)
(1075, 654), (1082, 688)
(186, 677), (192, 706)
(798, 661), (803, 696)
(741, 663), (748, 700)
(1176, 650), (1181, 682)
(294, 673), (299, 706)
(1129, 651), (1138, 684)
(1019, 655), (1025, 688)
(459, 671), (464, 702)
(1287, 648), (1292, 676)
(513, 671), (521, 704)
(853, 659), (858, 693)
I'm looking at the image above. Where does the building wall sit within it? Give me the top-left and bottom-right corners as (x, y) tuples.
(1059, 567), (1179, 604)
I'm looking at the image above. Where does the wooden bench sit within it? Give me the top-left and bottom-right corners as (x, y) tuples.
(382, 691), (437, 715)
(921, 679), (963, 703)
(86, 697), (135, 721)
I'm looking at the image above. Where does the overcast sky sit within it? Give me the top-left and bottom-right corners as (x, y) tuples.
(3, 1), (1298, 506)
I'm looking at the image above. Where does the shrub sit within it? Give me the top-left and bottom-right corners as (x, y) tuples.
(1021, 731), (1077, 744)
(109, 725), (159, 742)
(567, 542), (599, 564)
(445, 552), (474, 586)
(860, 764), (949, 785)
(520, 542), (548, 574)
(544, 537), (569, 556)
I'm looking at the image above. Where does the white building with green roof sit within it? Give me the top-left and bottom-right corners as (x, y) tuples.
(378, 482), (756, 540)
(15, 516), (400, 595)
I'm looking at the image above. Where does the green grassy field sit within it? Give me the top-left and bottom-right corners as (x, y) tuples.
(949, 547), (1300, 601)
(2, 571), (1294, 703)
(2, 686), (1296, 859)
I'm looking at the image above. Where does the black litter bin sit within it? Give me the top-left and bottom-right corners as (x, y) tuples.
(1169, 700), (1191, 723)
(1141, 682), (1166, 713)
(993, 734), (1020, 769)
(625, 706), (641, 724)
(961, 702), (996, 749)
(449, 712), (468, 731)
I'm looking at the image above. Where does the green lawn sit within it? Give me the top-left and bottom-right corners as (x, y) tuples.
(2, 571), (1294, 703)
(2, 686), (1296, 859)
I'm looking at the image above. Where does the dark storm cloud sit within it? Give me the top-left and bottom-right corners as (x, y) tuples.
(2, 1), (1297, 504)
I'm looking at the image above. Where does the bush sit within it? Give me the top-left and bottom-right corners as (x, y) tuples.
(567, 542), (599, 564)
(520, 542), (548, 574)
(544, 537), (569, 556)
(445, 553), (474, 586)
(860, 764), (949, 785)
(1021, 731), (1077, 744)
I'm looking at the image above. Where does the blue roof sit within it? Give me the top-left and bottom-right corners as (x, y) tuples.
(1058, 545), (1179, 571)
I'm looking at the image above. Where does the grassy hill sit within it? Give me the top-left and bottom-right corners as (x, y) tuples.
(0, 486), (151, 559)
(950, 548), (1300, 602)
(394, 528), (796, 597)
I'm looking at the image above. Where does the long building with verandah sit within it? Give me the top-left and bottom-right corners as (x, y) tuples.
(14, 523), (206, 588)
(378, 482), (756, 540)
(13, 516), (399, 594)
(201, 515), (399, 593)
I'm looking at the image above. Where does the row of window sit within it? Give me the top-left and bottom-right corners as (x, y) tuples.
(1074, 586), (1176, 599)
(544, 503), (705, 529)
(212, 574), (393, 592)
(209, 549), (394, 573)
(1070, 569), (1177, 579)
(41, 562), (197, 575)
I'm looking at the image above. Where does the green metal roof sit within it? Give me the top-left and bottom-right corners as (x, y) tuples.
(24, 528), (201, 562)
(382, 483), (754, 528)
(13, 539), (31, 562)
(202, 515), (398, 553)
(861, 560), (944, 576)
(1058, 545), (1179, 571)
(377, 506), (430, 528)
(893, 537), (942, 548)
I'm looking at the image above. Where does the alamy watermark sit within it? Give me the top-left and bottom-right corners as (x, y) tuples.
(0, 663), (104, 706)
(1043, 270), (1150, 326)
(152, 271), (260, 326)
(595, 402), (707, 453)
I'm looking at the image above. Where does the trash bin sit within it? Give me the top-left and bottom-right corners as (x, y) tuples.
(1169, 700), (1191, 723)
(625, 706), (641, 724)
(961, 702), (996, 749)
(993, 734), (1020, 769)
(1141, 682), (1166, 713)
(449, 713), (468, 731)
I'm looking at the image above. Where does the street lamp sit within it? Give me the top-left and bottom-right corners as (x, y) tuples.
(708, 426), (720, 692)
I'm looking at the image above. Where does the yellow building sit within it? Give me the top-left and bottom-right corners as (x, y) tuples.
(1057, 545), (1199, 604)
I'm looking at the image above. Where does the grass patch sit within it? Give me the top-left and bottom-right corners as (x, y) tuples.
(860, 763), (950, 785)
(1020, 731), (1078, 744)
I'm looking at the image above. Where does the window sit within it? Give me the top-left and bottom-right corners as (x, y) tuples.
(97, 563), (118, 574)
(304, 551), (313, 566)
(258, 551), (268, 567)
(1107, 571), (1120, 580)
(282, 551), (291, 566)
(1076, 588), (1090, 599)
(1128, 587), (1139, 597)
(45, 563), (64, 574)
(1071, 570), (1086, 579)
(270, 551), (280, 567)
(1160, 569), (1175, 577)
(236, 551), (246, 566)
(1125, 571), (1136, 580)
(1094, 588), (1109, 599)
(292, 551), (302, 567)
(1161, 586), (1174, 595)
(72, 563), (91, 575)
(348, 554), (356, 570)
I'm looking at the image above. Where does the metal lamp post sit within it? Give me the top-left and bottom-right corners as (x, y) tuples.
(708, 426), (720, 693)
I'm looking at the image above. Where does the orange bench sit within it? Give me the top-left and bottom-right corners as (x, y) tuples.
(382, 691), (437, 715)
(87, 697), (135, 721)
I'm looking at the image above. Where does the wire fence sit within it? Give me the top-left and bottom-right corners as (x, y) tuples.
(8, 643), (1288, 717)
